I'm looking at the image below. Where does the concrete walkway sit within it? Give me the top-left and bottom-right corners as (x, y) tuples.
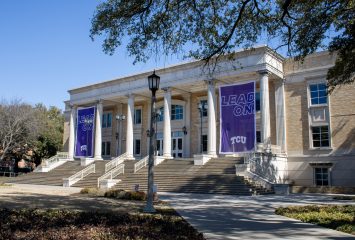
(161, 193), (355, 240)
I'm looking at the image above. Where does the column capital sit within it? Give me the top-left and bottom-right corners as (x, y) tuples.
(126, 93), (135, 99)
(257, 70), (270, 76)
(96, 99), (104, 105)
(161, 87), (171, 92)
(204, 79), (216, 86)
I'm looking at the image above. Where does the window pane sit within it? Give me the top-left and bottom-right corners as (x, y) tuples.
(106, 142), (111, 155)
(101, 142), (105, 155)
(321, 140), (329, 147)
(313, 133), (320, 140)
(321, 126), (328, 132)
(312, 127), (320, 134)
(255, 92), (260, 111)
(134, 109), (142, 124)
(311, 98), (319, 105)
(313, 141), (320, 147)
(107, 113), (112, 128)
(135, 139), (141, 155)
(310, 83), (328, 106)
(102, 114), (107, 128)
(319, 97), (327, 104)
(310, 84), (318, 92)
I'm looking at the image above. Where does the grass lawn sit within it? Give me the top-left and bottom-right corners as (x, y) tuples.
(0, 207), (205, 240)
(275, 205), (355, 235)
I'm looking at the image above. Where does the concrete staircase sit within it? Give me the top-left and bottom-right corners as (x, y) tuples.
(72, 161), (107, 188)
(112, 157), (273, 195)
(6, 161), (87, 186)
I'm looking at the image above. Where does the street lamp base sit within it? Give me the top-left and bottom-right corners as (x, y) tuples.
(143, 203), (156, 213)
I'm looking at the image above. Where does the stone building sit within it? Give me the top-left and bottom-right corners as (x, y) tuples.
(63, 46), (355, 188)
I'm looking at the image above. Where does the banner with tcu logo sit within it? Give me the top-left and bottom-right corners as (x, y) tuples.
(219, 81), (256, 154)
(75, 106), (96, 157)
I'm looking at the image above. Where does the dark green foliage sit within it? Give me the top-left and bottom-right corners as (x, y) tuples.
(276, 205), (355, 235)
(90, 0), (355, 91)
(33, 104), (64, 165)
(104, 189), (147, 201)
(0, 208), (205, 240)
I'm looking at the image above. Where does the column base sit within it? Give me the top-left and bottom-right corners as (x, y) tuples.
(163, 154), (173, 159)
(125, 155), (135, 160)
(208, 152), (218, 158)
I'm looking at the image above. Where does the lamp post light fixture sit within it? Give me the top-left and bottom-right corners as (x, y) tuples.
(198, 101), (208, 154)
(144, 70), (160, 213)
(115, 114), (126, 156)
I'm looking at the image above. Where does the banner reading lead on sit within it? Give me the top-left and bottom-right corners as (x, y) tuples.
(219, 81), (256, 154)
(75, 106), (96, 157)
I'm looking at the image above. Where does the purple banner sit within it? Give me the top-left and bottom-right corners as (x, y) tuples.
(75, 107), (96, 157)
(219, 82), (255, 153)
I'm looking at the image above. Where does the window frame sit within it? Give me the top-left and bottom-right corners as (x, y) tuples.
(134, 138), (141, 156)
(101, 141), (111, 157)
(309, 83), (328, 107)
(171, 104), (184, 120)
(134, 107), (142, 125)
(307, 80), (332, 150)
(313, 167), (330, 186)
(311, 125), (330, 148)
(102, 112), (112, 128)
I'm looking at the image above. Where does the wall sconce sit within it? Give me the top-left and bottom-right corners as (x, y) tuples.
(182, 126), (187, 135)
(146, 129), (150, 137)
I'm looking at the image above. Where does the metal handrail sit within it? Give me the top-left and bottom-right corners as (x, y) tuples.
(65, 164), (95, 186)
(42, 152), (69, 167)
(134, 155), (148, 173)
(105, 152), (127, 172)
(97, 164), (125, 188)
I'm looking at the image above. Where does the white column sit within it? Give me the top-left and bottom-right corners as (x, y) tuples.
(260, 70), (271, 144)
(275, 79), (287, 152)
(207, 80), (217, 157)
(68, 106), (76, 159)
(94, 101), (103, 159)
(126, 94), (135, 159)
(163, 88), (172, 158)
(184, 94), (191, 157)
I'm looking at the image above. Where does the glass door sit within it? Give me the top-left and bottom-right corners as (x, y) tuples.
(172, 137), (183, 158)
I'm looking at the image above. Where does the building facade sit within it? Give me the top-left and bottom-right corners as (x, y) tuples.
(63, 46), (355, 188)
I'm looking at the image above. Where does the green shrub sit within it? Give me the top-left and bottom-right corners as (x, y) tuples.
(80, 187), (99, 195)
(104, 189), (147, 201)
(276, 205), (355, 235)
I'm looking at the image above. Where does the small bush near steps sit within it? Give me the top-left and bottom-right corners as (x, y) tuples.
(275, 205), (355, 235)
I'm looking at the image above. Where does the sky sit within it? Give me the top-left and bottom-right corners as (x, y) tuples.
(0, 0), (182, 110)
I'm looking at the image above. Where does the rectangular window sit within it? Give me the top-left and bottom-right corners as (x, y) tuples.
(200, 100), (208, 117)
(102, 113), (112, 128)
(256, 131), (261, 143)
(314, 167), (329, 186)
(171, 105), (183, 120)
(202, 135), (208, 153)
(255, 92), (260, 111)
(157, 107), (164, 122)
(134, 108), (142, 124)
(134, 139), (141, 156)
(101, 141), (111, 156)
(311, 126), (330, 148)
(310, 83), (327, 105)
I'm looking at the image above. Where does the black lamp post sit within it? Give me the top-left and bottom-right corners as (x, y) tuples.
(198, 101), (208, 154)
(144, 70), (160, 213)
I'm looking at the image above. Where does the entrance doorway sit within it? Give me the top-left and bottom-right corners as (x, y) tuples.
(172, 137), (183, 158)
(156, 138), (163, 156)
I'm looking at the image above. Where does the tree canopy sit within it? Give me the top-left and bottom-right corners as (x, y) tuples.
(0, 100), (64, 166)
(90, 0), (354, 92)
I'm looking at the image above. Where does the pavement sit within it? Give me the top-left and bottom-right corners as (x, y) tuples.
(0, 184), (354, 239)
(160, 192), (355, 240)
